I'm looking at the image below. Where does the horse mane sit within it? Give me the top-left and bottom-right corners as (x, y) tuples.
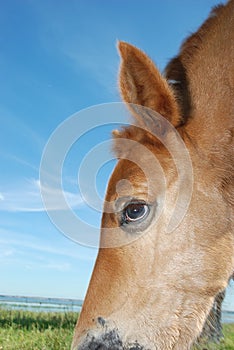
(165, 0), (234, 208)
(164, 4), (225, 124)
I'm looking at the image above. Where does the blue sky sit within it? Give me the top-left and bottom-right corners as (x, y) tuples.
(0, 0), (233, 310)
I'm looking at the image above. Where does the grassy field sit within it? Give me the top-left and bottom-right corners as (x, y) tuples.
(193, 324), (234, 350)
(0, 308), (78, 350)
(0, 308), (233, 350)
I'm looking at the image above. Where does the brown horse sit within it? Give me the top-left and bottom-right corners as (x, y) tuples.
(72, 2), (234, 349)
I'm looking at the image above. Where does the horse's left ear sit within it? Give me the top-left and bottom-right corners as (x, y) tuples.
(118, 41), (181, 127)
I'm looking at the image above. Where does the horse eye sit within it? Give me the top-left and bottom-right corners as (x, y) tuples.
(121, 201), (149, 224)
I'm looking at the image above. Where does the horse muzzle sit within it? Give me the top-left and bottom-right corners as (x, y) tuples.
(74, 328), (145, 350)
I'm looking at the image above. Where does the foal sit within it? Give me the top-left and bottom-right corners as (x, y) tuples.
(72, 2), (234, 349)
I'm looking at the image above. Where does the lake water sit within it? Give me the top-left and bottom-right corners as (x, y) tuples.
(0, 295), (233, 323)
(222, 311), (234, 324)
(0, 295), (82, 313)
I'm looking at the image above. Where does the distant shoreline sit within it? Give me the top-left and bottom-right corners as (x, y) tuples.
(0, 295), (233, 323)
(0, 294), (83, 313)
(0, 294), (83, 304)
(222, 310), (234, 324)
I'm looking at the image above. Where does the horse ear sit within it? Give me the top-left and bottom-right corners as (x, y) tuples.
(118, 41), (181, 127)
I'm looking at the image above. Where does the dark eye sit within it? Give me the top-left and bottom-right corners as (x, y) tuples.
(121, 201), (149, 225)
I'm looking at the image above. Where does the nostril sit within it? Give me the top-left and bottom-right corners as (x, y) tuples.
(77, 329), (124, 350)
(97, 317), (106, 327)
(88, 343), (108, 350)
(95, 345), (107, 350)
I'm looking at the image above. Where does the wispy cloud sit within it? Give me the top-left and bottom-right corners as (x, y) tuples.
(0, 178), (83, 213)
(0, 243), (72, 272)
(0, 228), (97, 262)
(0, 152), (39, 173)
(24, 261), (71, 272)
(1, 248), (14, 257)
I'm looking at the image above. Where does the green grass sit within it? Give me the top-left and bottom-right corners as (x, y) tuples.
(0, 309), (78, 350)
(192, 324), (234, 350)
(221, 324), (234, 349)
(0, 308), (233, 350)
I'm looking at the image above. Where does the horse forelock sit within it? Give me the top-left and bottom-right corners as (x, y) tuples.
(112, 124), (168, 159)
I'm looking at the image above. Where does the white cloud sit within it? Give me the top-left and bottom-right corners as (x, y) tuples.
(0, 178), (83, 213)
(0, 229), (97, 262)
(25, 261), (71, 272)
(45, 262), (71, 271)
(0, 249), (14, 257)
